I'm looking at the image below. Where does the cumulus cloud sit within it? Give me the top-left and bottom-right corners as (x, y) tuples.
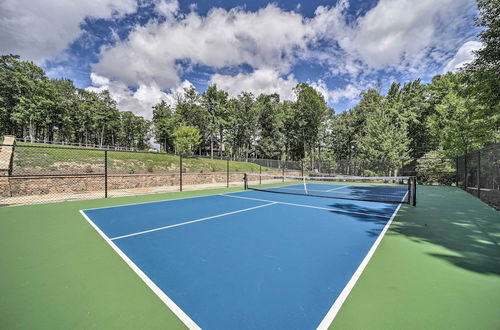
(442, 40), (482, 73)
(61, 0), (476, 116)
(0, 0), (137, 62)
(87, 73), (192, 119)
(93, 4), (312, 89)
(210, 69), (298, 100)
(154, 0), (180, 18)
(313, 0), (473, 72)
(311, 80), (361, 105)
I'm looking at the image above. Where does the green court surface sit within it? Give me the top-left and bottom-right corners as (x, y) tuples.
(1, 186), (499, 329)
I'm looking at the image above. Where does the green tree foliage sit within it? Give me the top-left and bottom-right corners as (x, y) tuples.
(352, 89), (410, 175)
(0, 55), (150, 149)
(202, 84), (229, 158)
(416, 150), (456, 184)
(255, 93), (285, 159)
(226, 92), (259, 159)
(291, 83), (332, 161)
(173, 126), (202, 155)
(463, 0), (500, 130)
(2, 0), (499, 168)
(152, 100), (177, 152)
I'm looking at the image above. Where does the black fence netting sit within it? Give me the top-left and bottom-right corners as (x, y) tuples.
(457, 143), (500, 210)
(0, 144), (252, 206)
(4, 140), (496, 208)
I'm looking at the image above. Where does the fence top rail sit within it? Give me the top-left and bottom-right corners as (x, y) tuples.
(13, 138), (135, 151)
(0, 144), (165, 154)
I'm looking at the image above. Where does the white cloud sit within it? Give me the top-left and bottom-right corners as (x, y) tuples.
(154, 0), (179, 19)
(442, 40), (482, 73)
(311, 80), (361, 105)
(210, 69), (299, 100)
(90, 72), (110, 86)
(0, 0), (137, 62)
(87, 73), (193, 119)
(93, 4), (312, 89)
(81, 0), (477, 115)
(313, 0), (473, 72)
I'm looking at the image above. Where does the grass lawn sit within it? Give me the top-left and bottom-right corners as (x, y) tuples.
(13, 142), (267, 174)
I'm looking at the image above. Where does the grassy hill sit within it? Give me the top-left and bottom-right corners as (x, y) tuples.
(12, 142), (267, 174)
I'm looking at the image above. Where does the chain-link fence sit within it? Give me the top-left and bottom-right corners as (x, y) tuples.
(5, 141), (493, 208)
(456, 143), (500, 210)
(0, 144), (302, 207)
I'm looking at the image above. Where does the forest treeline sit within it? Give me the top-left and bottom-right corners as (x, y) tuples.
(0, 0), (497, 171)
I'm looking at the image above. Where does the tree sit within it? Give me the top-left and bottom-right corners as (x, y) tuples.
(1, 55), (54, 140)
(291, 83), (331, 164)
(354, 90), (410, 175)
(152, 100), (177, 152)
(428, 89), (491, 157)
(173, 126), (201, 155)
(202, 84), (229, 158)
(176, 86), (209, 154)
(225, 92), (259, 159)
(255, 93), (285, 159)
(463, 0), (500, 132)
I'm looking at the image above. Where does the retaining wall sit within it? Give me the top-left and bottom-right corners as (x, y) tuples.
(1, 171), (300, 197)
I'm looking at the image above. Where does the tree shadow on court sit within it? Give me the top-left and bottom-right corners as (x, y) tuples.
(387, 186), (500, 276)
(326, 201), (396, 237)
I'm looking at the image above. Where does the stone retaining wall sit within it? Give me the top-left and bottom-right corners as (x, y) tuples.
(1, 171), (300, 197)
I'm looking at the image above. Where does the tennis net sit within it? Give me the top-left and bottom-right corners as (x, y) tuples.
(244, 173), (417, 205)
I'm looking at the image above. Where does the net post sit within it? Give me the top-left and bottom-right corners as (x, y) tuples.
(243, 173), (248, 190)
(226, 157), (229, 188)
(411, 177), (417, 206)
(179, 154), (183, 192)
(407, 176), (411, 203)
(104, 150), (108, 198)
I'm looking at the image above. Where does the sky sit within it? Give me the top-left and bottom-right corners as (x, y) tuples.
(0, 0), (482, 119)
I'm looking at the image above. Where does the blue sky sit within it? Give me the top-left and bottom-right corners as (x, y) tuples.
(0, 0), (481, 118)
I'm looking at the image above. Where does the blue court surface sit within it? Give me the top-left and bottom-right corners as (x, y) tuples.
(81, 190), (403, 329)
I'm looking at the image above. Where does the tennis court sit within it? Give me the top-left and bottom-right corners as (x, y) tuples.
(80, 176), (411, 329)
(1, 183), (500, 329)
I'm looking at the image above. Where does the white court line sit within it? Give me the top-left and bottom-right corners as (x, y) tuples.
(326, 185), (347, 192)
(111, 202), (277, 241)
(82, 193), (221, 212)
(271, 186), (341, 193)
(220, 194), (391, 219)
(316, 191), (408, 329)
(79, 210), (202, 330)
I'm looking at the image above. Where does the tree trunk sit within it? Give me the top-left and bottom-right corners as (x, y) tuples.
(29, 119), (34, 142)
(210, 134), (214, 159)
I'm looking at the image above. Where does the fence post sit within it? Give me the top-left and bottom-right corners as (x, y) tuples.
(104, 150), (108, 198)
(282, 161), (285, 182)
(301, 159), (304, 177)
(259, 165), (262, 185)
(477, 150), (481, 198)
(455, 157), (459, 187)
(226, 158), (229, 188)
(180, 154), (183, 192)
(464, 153), (467, 190)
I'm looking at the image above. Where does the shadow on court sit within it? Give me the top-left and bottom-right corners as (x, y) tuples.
(389, 185), (500, 276)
